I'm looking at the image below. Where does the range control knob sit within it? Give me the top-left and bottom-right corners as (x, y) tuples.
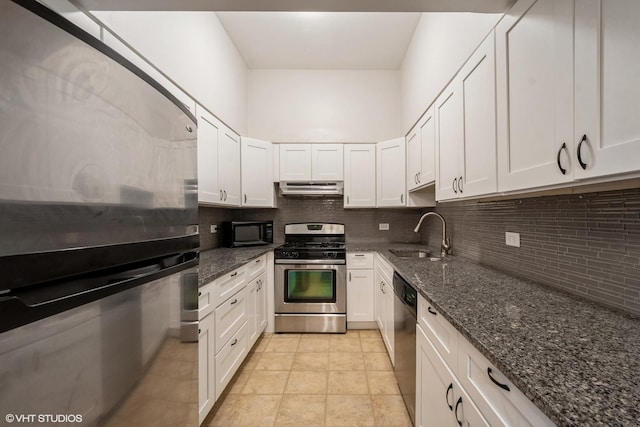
(292, 251), (299, 258)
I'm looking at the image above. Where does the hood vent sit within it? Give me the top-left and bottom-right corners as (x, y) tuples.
(279, 182), (344, 197)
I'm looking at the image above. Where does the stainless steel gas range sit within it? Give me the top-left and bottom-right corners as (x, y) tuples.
(274, 223), (346, 333)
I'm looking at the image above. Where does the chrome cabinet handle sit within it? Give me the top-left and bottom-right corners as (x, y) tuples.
(453, 177), (458, 193)
(198, 291), (202, 297)
(256, 258), (261, 263)
(417, 172), (421, 183)
(185, 125), (193, 133)
(230, 272), (238, 277)
(487, 367), (511, 391)
(230, 338), (238, 346)
(354, 254), (365, 257)
(347, 195), (350, 205)
(230, 298), (238, 305)
(219, 189), (223, 200)
(446, 383), (454, 410)
(458, 176), (463, 193)
(400, 194), (404, 203)
(349, 272), (352, 281)
(223, 190), (227, 201)
(577, 134), (588, 170)
(427, 306), (437, 316)
(454, 397), (463, 426)
(244, 194), (247, 203)
(557, 142), (568, 175)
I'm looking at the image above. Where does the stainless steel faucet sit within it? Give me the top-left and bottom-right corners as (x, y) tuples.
(414, 212), (452, 258)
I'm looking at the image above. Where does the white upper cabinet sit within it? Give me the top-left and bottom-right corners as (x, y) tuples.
(279, 144), (312, 181)
(376, 138), (406, 207)
(407, 107), (436, 192)
(218, 129), (241, 206)
(312, 144), (344, 181)
(279, 144), (344, 181)
(344, 144), (376, 208)
(574, 0), (640, 180)
(197, 106), (220, 205)
(458, 32), (498, 198)
(496, 0), (574, 192)
(241, 137), (274, 207)
(196, 105), (241, 206)
(435, 80), (463, 201)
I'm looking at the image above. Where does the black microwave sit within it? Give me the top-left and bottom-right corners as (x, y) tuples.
(221, 221), (273, 248)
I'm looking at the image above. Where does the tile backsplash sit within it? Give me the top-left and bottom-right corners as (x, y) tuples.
(426, 188), (640, 316)
(198, 193), (426, 250)
(198, 187), (640, 316)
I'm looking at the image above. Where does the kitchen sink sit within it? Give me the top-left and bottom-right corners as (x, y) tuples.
(389, 249), (441, 261)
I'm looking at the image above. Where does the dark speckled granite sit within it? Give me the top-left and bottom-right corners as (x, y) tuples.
(348, 243), (640, 427)
(198, 246), (274, 287)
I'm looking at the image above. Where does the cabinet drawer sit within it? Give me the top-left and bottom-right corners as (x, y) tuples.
(457, 334), (554, 427)
(347, 252), (374, 269)
(213, 267), (246, 307)
(246, 254), (267, 280)
(418, 295), (458, 370)
(215, 322), (248, 399)
(215, 286), (248, 354)
(198, 282), (215, 320)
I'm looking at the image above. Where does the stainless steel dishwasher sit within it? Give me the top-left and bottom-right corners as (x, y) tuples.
(393, 272), (417, 424)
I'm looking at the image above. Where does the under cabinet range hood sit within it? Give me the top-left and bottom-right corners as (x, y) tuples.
(279, 181), (344, 196)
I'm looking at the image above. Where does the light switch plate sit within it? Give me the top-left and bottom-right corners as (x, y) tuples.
(505, 232), (520, 247)
(379, 223), (390, 231)
(210, 225), (217, 233)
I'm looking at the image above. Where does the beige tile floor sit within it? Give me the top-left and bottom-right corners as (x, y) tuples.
(203, 330), (413, 427)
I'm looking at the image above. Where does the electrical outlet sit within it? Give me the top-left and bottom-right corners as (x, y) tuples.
(505, 232), (520, 247)
(210, 225), (217, 234)
(379, 223), (390, 231)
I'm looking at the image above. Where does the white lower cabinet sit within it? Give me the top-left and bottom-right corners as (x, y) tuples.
(346, 253), (375, 324)
(374, 254), (394, 364)
(417, 324), (488, 427)
(247, 272), (267, 348)
(198, 312), (215, 425)
(416, 294), (555, 427)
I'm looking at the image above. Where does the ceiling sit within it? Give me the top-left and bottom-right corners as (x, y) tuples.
(216, 12), (421, 69)
(79, 0), (514, 70)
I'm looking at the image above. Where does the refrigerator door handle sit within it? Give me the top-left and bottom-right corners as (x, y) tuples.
(0, 252), (198, 333)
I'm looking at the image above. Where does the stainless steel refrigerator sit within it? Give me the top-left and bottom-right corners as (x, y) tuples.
(0, 1), (199, 426)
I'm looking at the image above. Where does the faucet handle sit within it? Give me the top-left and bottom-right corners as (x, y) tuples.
(442, 238), (452, 256)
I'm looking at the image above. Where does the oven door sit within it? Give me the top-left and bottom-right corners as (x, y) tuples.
(275, 263), (346, 314)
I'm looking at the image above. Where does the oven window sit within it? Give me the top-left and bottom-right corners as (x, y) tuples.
(285, 270), (336, 303)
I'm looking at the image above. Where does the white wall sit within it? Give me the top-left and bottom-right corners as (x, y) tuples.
(401, 13), (502, 132)
(91, 11), (248, 134)
(248, 69), (401, 142)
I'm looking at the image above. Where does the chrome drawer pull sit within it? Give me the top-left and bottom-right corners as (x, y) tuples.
(230, 299), (238, 305)
(230, 338), (238, 346)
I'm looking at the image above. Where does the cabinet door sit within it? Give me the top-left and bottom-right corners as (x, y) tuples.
(218, 127), (241, 206)
(279, 144), (312, 181)
(198, 313), (215, 424)
(256, 273), (268, 335)
(312, 144), (344, 180)
(196, 106), (220, 204)
(374, 269), (384, 333)
(435, 80), (463, 201)
(344, 144), (376, 208)
(347, 269), (374, 322)
(416, 324), (457, 427)
(419, 107), (436, 187)
(246, 278), (258, 348)
(407, 127), (422, 191)
(241, 137), (274, 207)
(574, 0), (640, 179)
(417, 325), (489, 427)
(376, 138), (406, 207)
(460, 32), (498, 198)
(496, 0), (574, 192)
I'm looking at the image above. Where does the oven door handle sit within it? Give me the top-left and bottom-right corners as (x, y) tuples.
(275, 259), (346, 265)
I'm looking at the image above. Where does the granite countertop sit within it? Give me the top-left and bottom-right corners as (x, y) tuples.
(348, 243), (640, 427)
(198, 245), (274, 287)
